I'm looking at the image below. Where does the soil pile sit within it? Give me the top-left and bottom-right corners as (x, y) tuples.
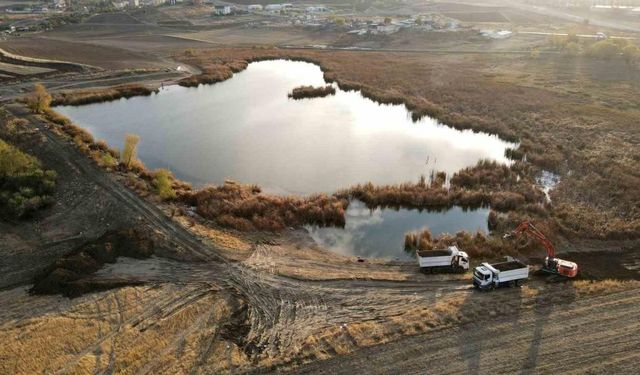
(31, 228), (154, 297)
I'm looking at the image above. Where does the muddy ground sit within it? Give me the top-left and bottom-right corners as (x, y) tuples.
(1, 4), (640, 374)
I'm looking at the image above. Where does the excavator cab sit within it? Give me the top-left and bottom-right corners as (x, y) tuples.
(545, 257), (578, 278)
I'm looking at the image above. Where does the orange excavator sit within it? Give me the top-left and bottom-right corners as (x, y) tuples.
(505, 221), (578, 278)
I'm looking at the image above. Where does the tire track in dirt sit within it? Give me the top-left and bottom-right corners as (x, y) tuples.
(292, 289), (640, 374)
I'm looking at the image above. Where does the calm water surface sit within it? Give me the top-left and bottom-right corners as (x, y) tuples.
(57, 60), (515, 195)
(308, 200), (489, 260)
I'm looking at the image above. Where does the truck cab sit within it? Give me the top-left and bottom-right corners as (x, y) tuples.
(454, 250), (470, 270)
(473, 265), (493, 289)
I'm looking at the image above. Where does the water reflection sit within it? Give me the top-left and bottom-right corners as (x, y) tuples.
(56, 60), (516, 195)
(537, 170), (560, 202)
(307, 200), (489, 260)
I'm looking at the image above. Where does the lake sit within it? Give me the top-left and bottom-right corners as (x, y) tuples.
(57, 59), (512, 259)
(56, 59), (516, 195)
(307, 200), (489, 260)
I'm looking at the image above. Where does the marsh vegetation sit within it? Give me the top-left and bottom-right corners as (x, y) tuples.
(288, 85), (336, 99)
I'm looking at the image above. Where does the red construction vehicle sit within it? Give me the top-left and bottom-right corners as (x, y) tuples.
(504, 221), (578, 278)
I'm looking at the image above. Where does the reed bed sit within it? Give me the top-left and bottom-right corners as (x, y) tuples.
(183, 181), (347, 232)
(404, 227), (514, 258)
(288, 85), (336, 99)
(51, 84), (158, 106)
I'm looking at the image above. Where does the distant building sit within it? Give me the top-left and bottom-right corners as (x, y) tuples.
(53, 0), (66, 10)
(247, 4), (263, 12)
(113, 0), (128, 9)
(265, 4), (283, 11)
(376, 24), (400, 34)
(306, 6), (328, 13)
(129, 0), (139, 7)
(141, 0), (163, 6)
(480, 29), (513, 39)
(265, 3), (292, 12)
(214, 5), (232, 15)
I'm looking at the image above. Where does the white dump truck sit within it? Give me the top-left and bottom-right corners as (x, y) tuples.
(472, 257), (529, 290)
(416, 246), (469, 273)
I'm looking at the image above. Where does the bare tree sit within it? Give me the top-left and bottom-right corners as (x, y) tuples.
(121, 133), (140, 169)
(26, 84), (52, 114)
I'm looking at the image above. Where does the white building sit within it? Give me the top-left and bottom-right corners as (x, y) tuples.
(53, 0), (66, 10)
(248, 4), (263, 11)
(376, 24), (400, 34)
(113, 0), (128, 9)
(480, 29), (513, 39)
(265, 3), (292, 11)
(306, 6), (328, 13)
(214, 5), (232, 15)
(265, 4), (283, 11)
(141, 0), (164, 6)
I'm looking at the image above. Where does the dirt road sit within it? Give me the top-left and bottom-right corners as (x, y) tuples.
(294, 287), (640, 374)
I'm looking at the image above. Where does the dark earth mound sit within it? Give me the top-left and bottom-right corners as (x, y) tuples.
(31, 228), (155, 297)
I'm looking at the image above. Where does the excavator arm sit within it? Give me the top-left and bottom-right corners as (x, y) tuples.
(510, 221), (556, 259)
(505, 221), (578, 278)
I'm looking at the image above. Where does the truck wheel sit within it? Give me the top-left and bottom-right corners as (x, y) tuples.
(515, 280), (520, 287)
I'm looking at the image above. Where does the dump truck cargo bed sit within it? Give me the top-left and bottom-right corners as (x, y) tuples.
(416, 248), (453, 257)
(493, 260), (527, 272)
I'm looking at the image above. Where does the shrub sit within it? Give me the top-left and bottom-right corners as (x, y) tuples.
(121, 133), (140, 170)
(91, 151), (118, 168)
(490, 192), (525, 210)
(178, 64), (234, 87)
(42, 109), (71, 126)
(404, 227), (433, 252)
(0, 139), (56, 218)
(152, 168), (176, 200)
(587, 39), (623, 60)
(3, 118), (29, 135)
(26, 84), (52, 114)
(488, 210), (498, 231)
(622, 44), (640, 65)
(63, 123), (94, 144)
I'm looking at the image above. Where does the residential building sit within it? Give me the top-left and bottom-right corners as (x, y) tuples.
(214, 5), (232, 15)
